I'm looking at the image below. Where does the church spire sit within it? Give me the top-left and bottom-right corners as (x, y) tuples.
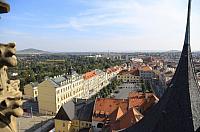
(124, 0), (200, 131)
(184, 0), (191, 46)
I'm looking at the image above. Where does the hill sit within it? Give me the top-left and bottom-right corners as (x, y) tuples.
(17, 48), (51, 54)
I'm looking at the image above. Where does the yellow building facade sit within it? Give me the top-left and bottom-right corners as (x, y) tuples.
(24, 82), (38, 101)
(55, 119), (92, 132)
(38, 70), (84, 115)
(55, 119), (72, 132)
(117, 69), (141, 83)
(54, 99), (94, 132)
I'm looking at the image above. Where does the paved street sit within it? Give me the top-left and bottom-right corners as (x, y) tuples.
(16, 115), (54, 132)
(113, 88), (133, 99)
(114, 86), (141, 99)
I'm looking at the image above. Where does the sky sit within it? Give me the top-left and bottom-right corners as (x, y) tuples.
(0, 0), (200, 52)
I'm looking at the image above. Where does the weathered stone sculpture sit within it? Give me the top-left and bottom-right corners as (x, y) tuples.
(0, 0), (10, 14)
(0, 43), (23, 132)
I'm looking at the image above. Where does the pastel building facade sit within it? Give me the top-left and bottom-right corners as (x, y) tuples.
(83, 69), (109, 99)
(54, 99), (94, 132)
(38, 68), (84, 115)
(24, 82), (39, 101)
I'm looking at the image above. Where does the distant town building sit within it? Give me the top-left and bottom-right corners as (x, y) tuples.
(139, 65), (154, 81)
(38, 68), (84, 115)
(117, 68), (142, 91)
(83, 71), (98, 99)
(163, 71), (174, 84)
(117, 69), (141, 84)
(83, 69), (109, 99)
(106, 66), (122, 81)
(24, 82), (39, 101)
(130, 58), (143, 63)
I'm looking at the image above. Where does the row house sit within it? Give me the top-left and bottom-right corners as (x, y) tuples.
(24, 82), (39, 101)
(83, 69), (109, 99)
(117, 68), (142, 91)
(139, 65), (155, 81)
(38, 68), (84, 115)
(117, 68), (141, 84)
(95, 69), (109, 91)
(83, 71), (98, 99)
(28, 65), (121, 115)
(106, 66), (122, 81)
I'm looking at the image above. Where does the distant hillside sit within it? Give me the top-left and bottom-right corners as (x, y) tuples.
(17, 48), (51, 54)
(166, 50), (181, 53)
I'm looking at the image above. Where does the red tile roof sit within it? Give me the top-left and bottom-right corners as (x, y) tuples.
(83, 71), (97, 80)
(118, 69), (139, 76)
(139, 65), (152, 72)
(106, 66), (121, 74)
(93, 98), (128, 122)
(92, 92), (156, 131)
(109, 107), (124, 122)
(110, 107), (143, 131)
(128, 92), (156, 112)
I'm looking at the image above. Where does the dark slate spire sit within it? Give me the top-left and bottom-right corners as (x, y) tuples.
(124, 0), (200, 132)
(184, 0), (191, 45)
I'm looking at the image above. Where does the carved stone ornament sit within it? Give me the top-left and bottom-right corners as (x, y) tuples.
(0, 43), (23, 132)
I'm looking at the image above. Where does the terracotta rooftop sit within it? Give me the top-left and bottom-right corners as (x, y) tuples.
(139, 65), (152, 72)
(93, 93), (156, 123)
(83, 71), (97, 80)
(109, 107), (124, 123)
(106, 66), (121, 74)
(118, 69), (139, 76)
(128, 92), (156, 113)
(109, 107), (143, 131)
(93, 98), (128, 122)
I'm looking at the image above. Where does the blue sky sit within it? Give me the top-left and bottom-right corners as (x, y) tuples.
(0, 0), (200, 52)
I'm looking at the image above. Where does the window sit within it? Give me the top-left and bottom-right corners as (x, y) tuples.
(63, 122), (65, 127)
(97, 123), (103, 128)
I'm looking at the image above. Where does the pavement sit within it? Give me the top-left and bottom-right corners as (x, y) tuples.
(113, 86), (142, 99)
(16, 115), (54, 132)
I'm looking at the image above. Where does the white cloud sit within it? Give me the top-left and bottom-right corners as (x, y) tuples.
(4, 0), (200, 51)
(46, 0), (185, 30)
(0, 29), (29, 36)
(70, 0), (200, 51)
